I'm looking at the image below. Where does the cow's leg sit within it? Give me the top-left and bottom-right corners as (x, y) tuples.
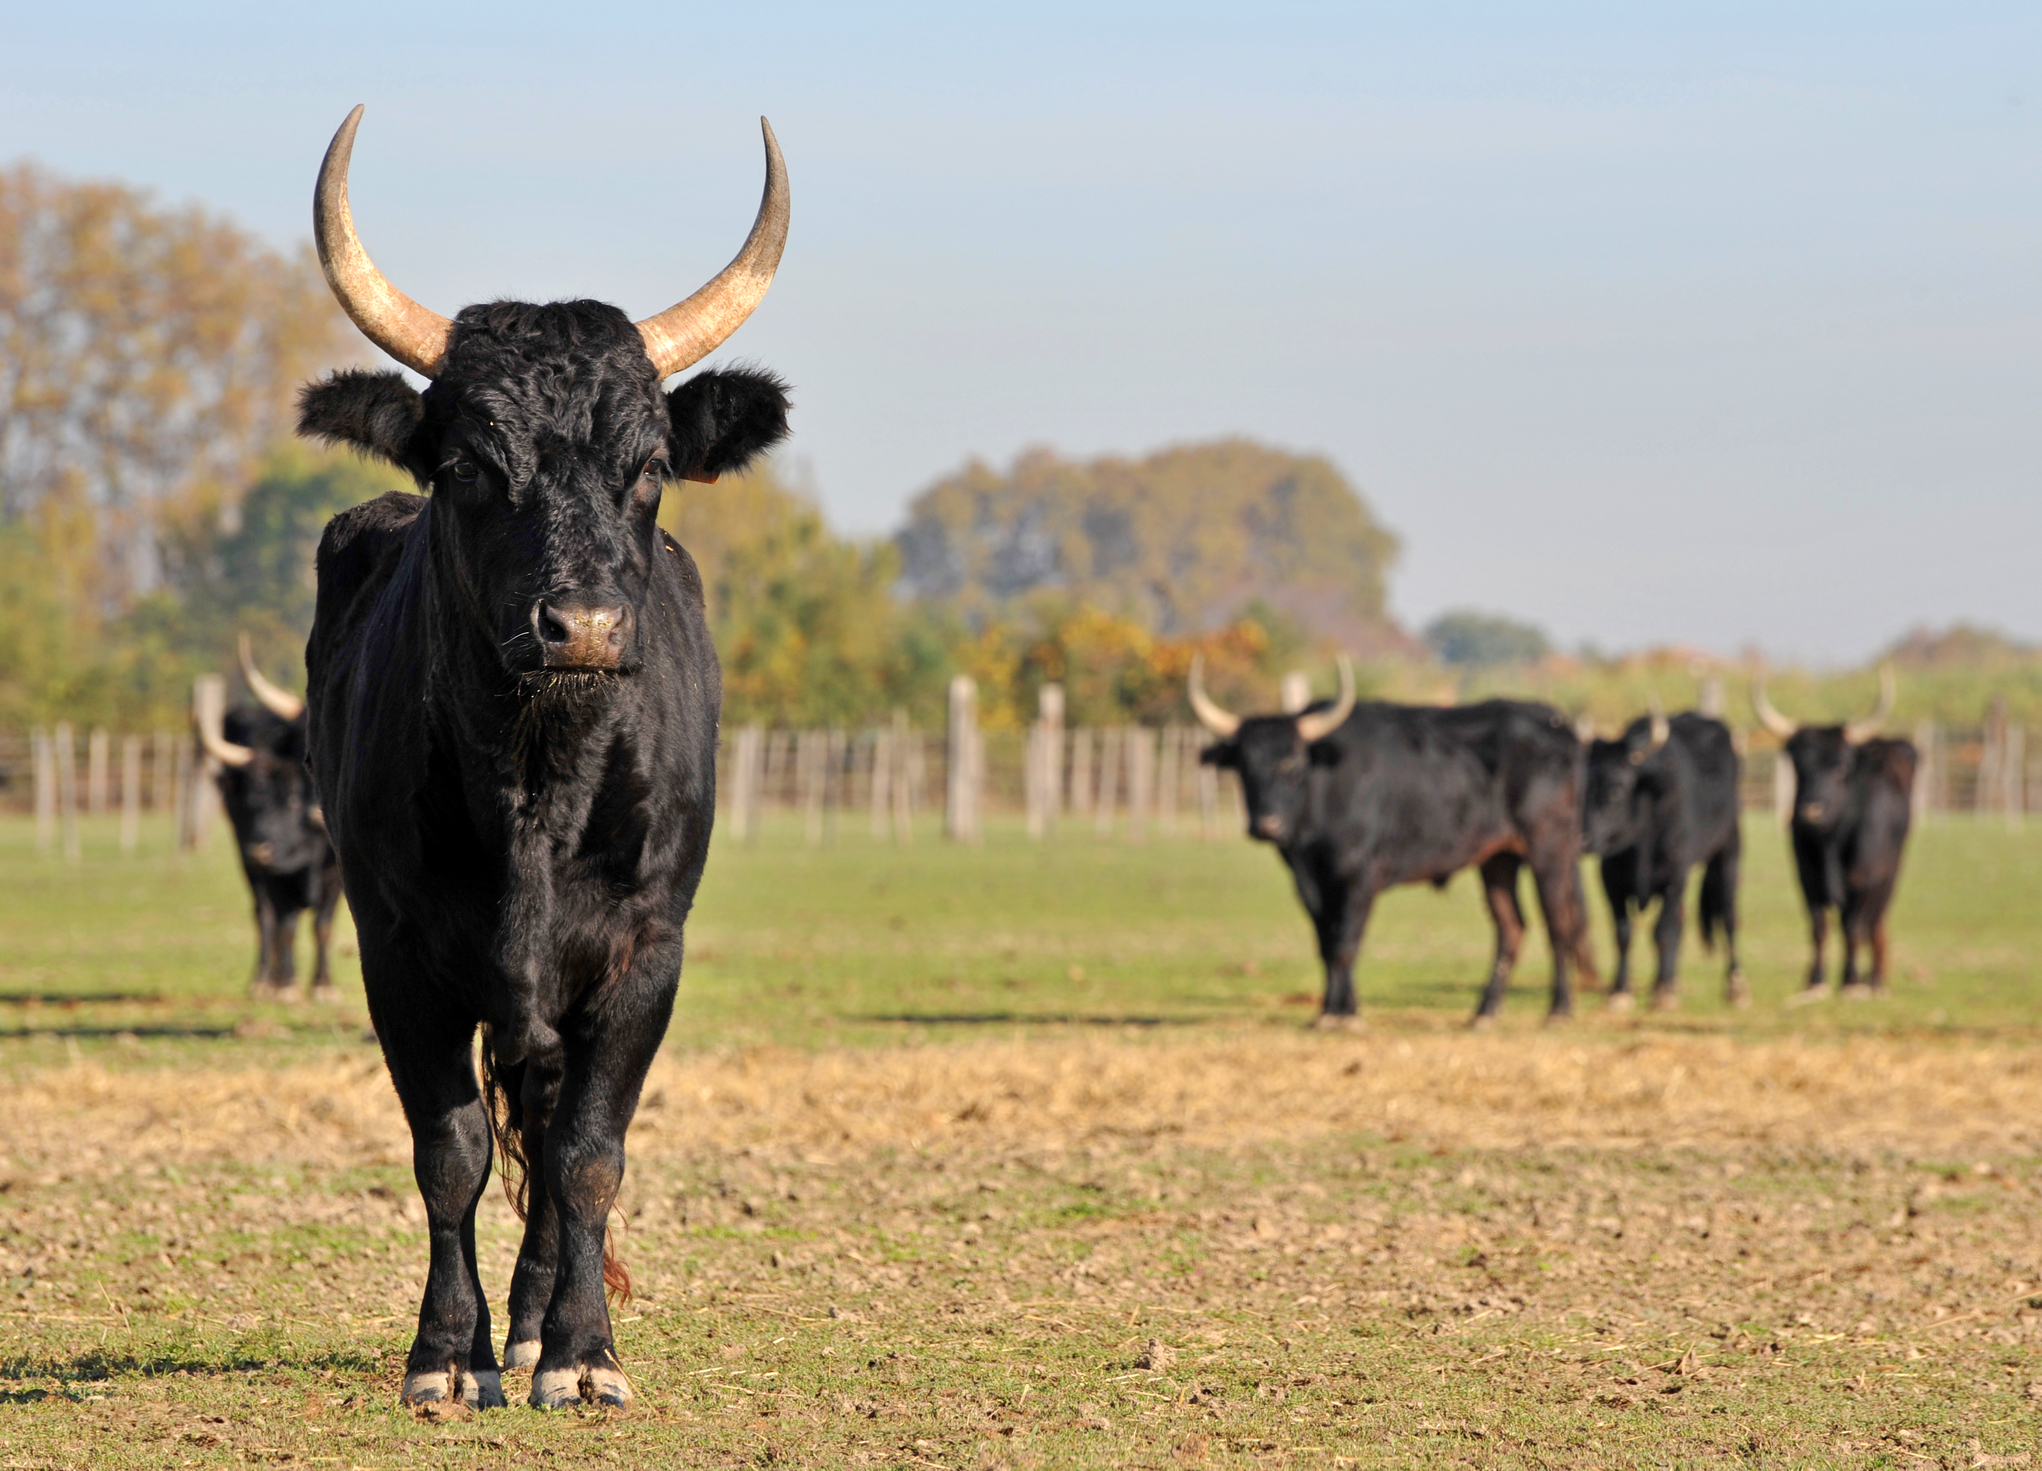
(1472, 854), (1525, 1025)
(377, 1007), (503, 1410)
(1316, 880), (1374, 1023)
(1805, 906), (1829, 992)
(529, 976), (675, 1410)
(502, 1052), (563, 1373)
(249, 888), (279, 1001)
(1649, 869), (1688, 1010)
(1841, 878), (1897, 996)
(1600, 860), (1635, 1008)
(1702, 843), (1747, 1006)
(1527, 847), (1585, 1022)
(309, 870), (342, 1003)
(271, 906), (302, 999)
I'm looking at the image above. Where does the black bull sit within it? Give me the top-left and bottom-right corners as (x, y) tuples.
(1581, 711), (1746, 1010)
(1199, 690), (1592, 1025)
(295, 108), (790, 1412)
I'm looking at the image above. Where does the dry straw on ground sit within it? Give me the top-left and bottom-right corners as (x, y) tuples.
(9, 1030), (2040, 1183)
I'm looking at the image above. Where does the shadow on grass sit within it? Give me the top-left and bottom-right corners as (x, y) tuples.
(0, 992), (167, 1006)
(1, 1344), (392, 1386)
(853, 1011), (1184, 1027)
(0, 1025), (237, 1040)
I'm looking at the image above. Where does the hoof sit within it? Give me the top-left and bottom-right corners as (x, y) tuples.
(310, 984), (340, 1006)
(402, 1369), (454, 1407)
(1604, 992), (1634, 1014)
(1650, 988), (1681, 1013)
(586, 1366), (633, 1407)
(1784, 987), (1830, 1009)
(504, 1339), (542, 1371)
(464, 1369), (505, 1410)
(1725, 971), (1750, 1009)
(530, 1368), (582, 1411)
(1541, 1009), (1573, 1028)
(1467, 1012), (1498, 1033)
(1312, 1012), (1364, 1032)
(1839, 981), (1875, 1002)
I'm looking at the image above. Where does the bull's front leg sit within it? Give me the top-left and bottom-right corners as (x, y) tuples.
(1527, 849), (1585, 1022)
(1600, 857), (1636, 1008)
(1805, 906), (1829, 992)
(376, 1009), (504, 1410)
(1649, 870), (1688, 1011)
(1473, 853), (1526, 1025)
(309, 870), (342, 1003)
(501, 1054), (562, 1374)
(1315, 879), (1375, 1023)
(529, 968), (676, 1411)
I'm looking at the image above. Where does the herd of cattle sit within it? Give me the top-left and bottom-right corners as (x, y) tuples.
(172, 107), (1921, 1411)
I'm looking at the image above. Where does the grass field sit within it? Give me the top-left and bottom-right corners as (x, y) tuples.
(3, 813), (2042, 1467)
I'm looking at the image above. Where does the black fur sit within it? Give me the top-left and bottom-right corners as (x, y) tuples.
(1582, 713), (1745, 1008)
(1202, 699), (1590, 1024)
(298, 368), (425, 467)
(667, 366), (791, 478)
(300, 299), (790, 1410)
(1780, 728), (1917, 994)
(214, 705), (343, 1000)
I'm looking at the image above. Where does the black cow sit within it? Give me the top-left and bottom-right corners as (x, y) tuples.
(1754, 667), (1915, 996)
(1581, 707), (1745, 1011)
(293, 106), (791, 1412)
(193, 642), (343, 1002)
(1191, 659), (1591, 1026)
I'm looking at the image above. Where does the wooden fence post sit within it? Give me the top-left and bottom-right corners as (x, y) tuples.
(1197, 750), (1219, 841)
(1093, 727), (1121, 839)
(187, 676), (228, 852)
(1911, 721), (1936, 827)
(1771, 748), (1795, 830)
(1027, 684), (1064, 839)
(87, 727), (109, 816)
(120, 734), (142, 854)
(1125, 726), (1155, 842)
(730, 724), (762, 842)
(2007, 723), (2026, 831)
(1154, 725), (1181, 838)
(892, 709), (916, 844)
(946, 676), (980, 843)
(869, 726), (892, 840)
(1068, 728), (1093, 819)
(32, 728), (55, 858)
(54, 721), (80, 864)
(151, 731), (172, 812)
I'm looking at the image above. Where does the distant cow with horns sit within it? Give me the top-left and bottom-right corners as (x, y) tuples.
(295, 107), (792, 1411)
(1752, 666), (1915, 997)
(1190, 659), (1592, 1027)
(191, 635), (344, 1002)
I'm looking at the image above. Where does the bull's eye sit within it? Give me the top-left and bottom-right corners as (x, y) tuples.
(643, 458), (670, 482)
(449, 458), (479, 485)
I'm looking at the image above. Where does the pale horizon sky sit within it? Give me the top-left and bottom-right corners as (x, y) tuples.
(3, 2), (2036, 664)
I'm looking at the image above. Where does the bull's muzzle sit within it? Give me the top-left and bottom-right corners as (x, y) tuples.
(1254, 814), (1286, 840)
(532, 598), (632, 671)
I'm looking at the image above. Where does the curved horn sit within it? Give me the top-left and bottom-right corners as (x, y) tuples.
(314, 106), (454, 378)
(238, 634), (305, 721)
(636, 118), (790, 379)
(1844, 663), (1897, 744)
(1645, 690), (1670, 754)
(1187, 655), (1241, 738)
(191, 678), (254, 769)
(1750, 670), (1797, 740)
(1295, 655), (1357, 744)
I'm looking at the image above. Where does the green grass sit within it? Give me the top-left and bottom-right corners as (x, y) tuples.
(2, 813), (2042, 1467)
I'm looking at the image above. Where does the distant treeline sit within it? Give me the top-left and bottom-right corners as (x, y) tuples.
(1, 161), (2036, 735)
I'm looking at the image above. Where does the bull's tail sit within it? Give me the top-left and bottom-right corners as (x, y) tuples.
(480, 1027), (633, 1303)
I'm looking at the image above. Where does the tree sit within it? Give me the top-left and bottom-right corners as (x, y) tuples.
(1423, 609), (1551, 668)
(893, 439), (1403, 651)
(0, 162), (352, 601)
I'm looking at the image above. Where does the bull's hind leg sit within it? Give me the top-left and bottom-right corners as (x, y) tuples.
(1804, 907), (1830, 993)
(308, 872), (342, 1003)
(529, 973), (676, 1411)
(1472, 854), (1526, 1026)
(377, 1009), (504, 1410)
(1528, 847), (1586, 1022)
(1599, 857), (1636, 1009)
(1702, 844), (1747, 1006)
(1648, 869), (1689, 1011)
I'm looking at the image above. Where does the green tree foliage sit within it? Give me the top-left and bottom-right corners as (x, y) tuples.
(1423, 609), (1552, 667)
(893, 439), (1403, 649)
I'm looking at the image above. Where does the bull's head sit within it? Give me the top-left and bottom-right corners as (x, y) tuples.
(195, 661), (327, 876)
(295, 107), (792, 677)
(1191, 655), (1356, 844)
(1580, 698), (1671, 855)
(1751, 664), (1896, 828)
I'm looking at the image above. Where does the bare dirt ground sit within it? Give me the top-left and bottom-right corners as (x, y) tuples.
(7, 1027), (2042, 1467)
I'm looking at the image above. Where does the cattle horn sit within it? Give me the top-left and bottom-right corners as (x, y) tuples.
(1294, 655), (1357, 744)
(1844, 663), (1897, 744)
(1645, 691), (1671, 754)
(238, 634), (305, 722)
(635, 117), (791, 379)
(1750, 670), (1797, 740)
(1186, 655), (1241, 738)
(192, 675), (254, 769)
(314, 106), (455, 378)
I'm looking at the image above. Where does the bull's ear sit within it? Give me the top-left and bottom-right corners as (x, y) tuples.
(297, 370), (426, 474)
(667, 367), (791, 481)
(1199, 742), (1238, 770)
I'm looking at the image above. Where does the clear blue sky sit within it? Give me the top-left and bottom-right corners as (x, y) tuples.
(5, 2), (2036, 662)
